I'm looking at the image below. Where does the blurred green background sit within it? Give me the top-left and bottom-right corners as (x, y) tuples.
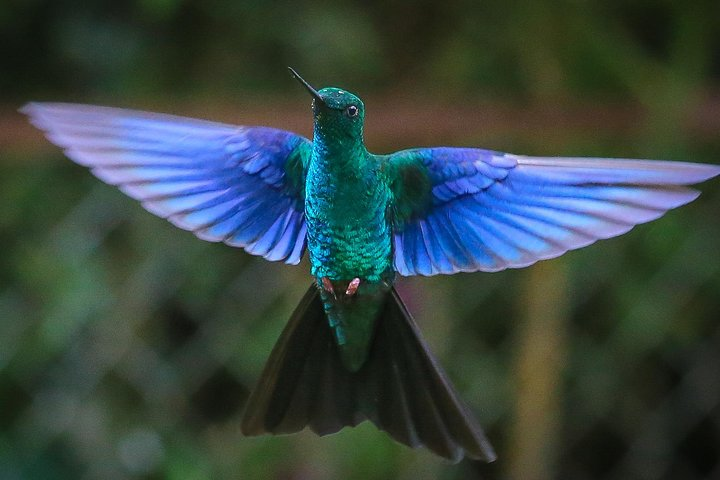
(1, 1), (720, 479)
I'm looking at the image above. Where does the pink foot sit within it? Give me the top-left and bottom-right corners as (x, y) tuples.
(345, 277), (360, 296)
(321, 277), (335, 297)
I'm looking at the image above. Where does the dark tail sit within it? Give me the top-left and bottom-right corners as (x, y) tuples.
(240, 285), (496, 463)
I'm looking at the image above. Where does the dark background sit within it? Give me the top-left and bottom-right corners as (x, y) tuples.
(1, 1), (720, 479)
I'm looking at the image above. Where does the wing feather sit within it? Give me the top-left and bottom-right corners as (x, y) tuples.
(389, 149), (720, 276)
(23, 102), (311, 264)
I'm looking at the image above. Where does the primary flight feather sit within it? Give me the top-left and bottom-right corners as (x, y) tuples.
(22, 68), (720, 463)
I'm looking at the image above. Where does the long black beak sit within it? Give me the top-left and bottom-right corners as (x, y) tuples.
(288, 67), (325, 105)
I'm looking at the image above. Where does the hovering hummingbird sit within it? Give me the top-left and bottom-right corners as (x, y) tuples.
(22, 68), (720, 463)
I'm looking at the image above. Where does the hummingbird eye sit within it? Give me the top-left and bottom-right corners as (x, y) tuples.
(345, 105), (359, 118)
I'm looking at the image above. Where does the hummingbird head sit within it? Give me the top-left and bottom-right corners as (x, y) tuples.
(288, 67), (365, 142)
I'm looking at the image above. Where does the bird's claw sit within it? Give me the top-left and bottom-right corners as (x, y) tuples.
(321, 277), (360, 298)
(345, 277), (360, 296)
(321, 277), (336, 297)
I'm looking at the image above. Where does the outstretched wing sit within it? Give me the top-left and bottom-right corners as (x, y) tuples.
(387, 148), (720, 276)
(23, 102), (311, 264)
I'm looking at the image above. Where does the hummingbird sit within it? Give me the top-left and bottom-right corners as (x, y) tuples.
(22, 68), (720, 463)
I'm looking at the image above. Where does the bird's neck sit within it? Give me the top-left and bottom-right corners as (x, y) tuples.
(311, 125), (368, 172)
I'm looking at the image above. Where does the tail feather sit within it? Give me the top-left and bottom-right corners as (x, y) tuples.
(241, 285), (496, 463)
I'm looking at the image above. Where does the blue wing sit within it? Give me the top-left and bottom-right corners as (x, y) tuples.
(388, 148), (720, 276)
(23, 102), (310, 264)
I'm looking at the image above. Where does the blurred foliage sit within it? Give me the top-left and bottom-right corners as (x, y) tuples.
(1, 1), (720, 479)
(2, 0), (719, 102)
